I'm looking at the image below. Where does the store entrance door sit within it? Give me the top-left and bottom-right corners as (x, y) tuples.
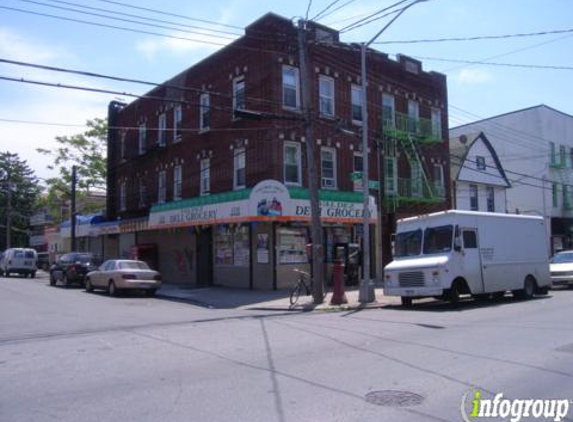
(196, 227), (213, 286)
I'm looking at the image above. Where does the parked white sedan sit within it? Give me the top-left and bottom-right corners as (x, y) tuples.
(550, 250), (573, 287)
(85, 260), (162, 296)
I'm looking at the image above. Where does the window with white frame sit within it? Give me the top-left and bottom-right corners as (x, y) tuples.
(385, 157), (397, 195)
(200, 158), (210, 195)
(407, 100), (419, 133)
(119, 181), (126, 211)
(431, 107), (442, 139)
(233, 77), (245, 116)
(382, 93), (395, 128)
(158, 113), (166, 146)
(138, 123), (146, 155)
(284, 142), (301, 185)
(234, 147), (246, 190)
(200, 93), (210, 131)
(351, 84), (363, 124)
(353, 152), (363, 191)
(469, 184), (479, 211)
(321, 147), (337, 189)
(173, 165), (182, 201)
(319, 75), (334, 118)
(282, 66), (300, 109)
(476, 156), (486, 170)
(158, 170), (166, 204)
(173, 105), (182, 142)
(550, 142), (556, 165)
(486, 186), (495, 212)
(139, 180), (147, 208)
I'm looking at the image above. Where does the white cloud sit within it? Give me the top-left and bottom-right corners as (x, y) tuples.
(0, 27), (68, 62)
(456, 68), (494, 85)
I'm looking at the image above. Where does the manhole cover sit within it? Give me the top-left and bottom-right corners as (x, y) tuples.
(365, 390), (424, 407)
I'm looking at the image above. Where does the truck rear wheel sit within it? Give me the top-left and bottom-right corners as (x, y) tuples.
(513, 276), (536, 300)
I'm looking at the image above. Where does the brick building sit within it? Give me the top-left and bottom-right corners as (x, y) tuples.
(105, 13), (449, 288)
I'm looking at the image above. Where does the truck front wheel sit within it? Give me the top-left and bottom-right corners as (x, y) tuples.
(448, 281), (461, 308)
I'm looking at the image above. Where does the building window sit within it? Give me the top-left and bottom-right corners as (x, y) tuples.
(470, 184), (478, 211)
(120, 132), (126, 160)
(486, 186), (495, 212)
(138, 123), (146, 155)
(433, 164), (444, 197)
(353, 152), (363, 191)
(200, 158), (210, 195)
(407, 100), (419, 133)
(564, 184), (570, 208)
(385, 157), (397, 195)
(476, 156), (486, 170)
(200, 93), (210, 131)
(234, 147), (246, 190)
(560, 145), (567, 167)
(173, 105), (182, 142)
(284, 142), (302, 185)
(282, 66), (300, 110)
(139, 180), (147, 208)
(321, 147), (337, 189)
(550, 142), (556, 166)
(173, 165), (182, 201)
(158, 113), (166, 146)
(319, 75), (334, 118)
(431, 107), (442, 139)
(382, 93), (395, 128)
(570, 148), (573, 168)
(351, 84), (363, 124)
(158, 171), (166, 204)
(214, 224), (250, 266)
(553, 183), (558, 207)
(233, 77), (245, 117)
(119, 181), (126, 211)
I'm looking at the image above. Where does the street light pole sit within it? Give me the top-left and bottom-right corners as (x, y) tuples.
(358, 0), (427, 303)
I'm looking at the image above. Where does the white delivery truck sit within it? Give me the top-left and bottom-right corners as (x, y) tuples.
(383, 210), (550, 306)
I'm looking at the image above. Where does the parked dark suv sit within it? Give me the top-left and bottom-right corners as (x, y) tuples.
(49, 252), (100, 287)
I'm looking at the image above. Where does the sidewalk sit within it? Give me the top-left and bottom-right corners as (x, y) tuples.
(156, 283), (402, 311)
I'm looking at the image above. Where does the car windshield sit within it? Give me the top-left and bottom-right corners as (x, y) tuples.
(118, 261), (150, 270)
(552, 252), (573, 263)
(74, 254), (93, 263)
(423, 225), (453, 255)
(14, 251), (24, 258)
(25, 251), (35, 258)
(395, 229), (422, 257)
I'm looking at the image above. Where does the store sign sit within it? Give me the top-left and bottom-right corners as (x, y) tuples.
(249, 179), (293, 217)
(149, 200), (248, 229)
(293, 199), (375, 219)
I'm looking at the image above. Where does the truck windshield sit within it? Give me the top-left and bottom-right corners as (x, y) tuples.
(395, 229), (422, 257)
(423, 225), (453, 254)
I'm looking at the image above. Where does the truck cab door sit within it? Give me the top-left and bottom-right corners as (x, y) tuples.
(460, 228), (485, 294)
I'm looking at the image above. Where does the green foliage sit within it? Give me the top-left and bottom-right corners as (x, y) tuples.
(0, 152), (41, 249)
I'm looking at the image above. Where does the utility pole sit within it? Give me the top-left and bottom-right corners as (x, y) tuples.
(71, 165), (77, 252)
(6, 174), (12, 249)
(298, 19), (325, 304)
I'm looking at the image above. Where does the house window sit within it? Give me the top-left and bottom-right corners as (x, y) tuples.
(284, 142), (302, 185)
(158, 170), (166, 204)
(119, 181), (126, 211)
(550, 142), (556, 165)
(431, 107), (442, 138)
(319, 75), (334, 118)
(200, 93), (210, 131)
(234, 147), (246, 190)
(158, 113), (166, 146)
(553, 183), (558, 207)
(200, 158), (210, 195)
(173, 105), (182, 142)
(407, 100), (419, 133)
(411, 164), (423, 197)
(321, 147), (337, 189)
(476, 156), (486, 170)
(282, 66), (300, 109)
(560, 145), (567, 167)
(139, 180), (147, 208)
(564, 184), (570, 208)
(173, 165), (182, 201)
(138, 123), (146, 155)
(382, 93), (395, 128)
(353, 152), (363, 191)
(486, 186), (495, 212)
(233, 77), (245, 117)
(470, 184), (479, 211)
(433, 164), (444, 197)
(351, 84), (363, 124)
(385, 157), (397, 195)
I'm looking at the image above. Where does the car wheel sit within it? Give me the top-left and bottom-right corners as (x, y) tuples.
(63, 273), (70, 287)
(145, 289), (157, 297)
(5, 270), (10, 278)
(401, 297), (413, 307)
(85, 278), (94, 293)
(30, 272), (36, 279)
(108, 281), (117, 297)
(49, 273), (56, 286)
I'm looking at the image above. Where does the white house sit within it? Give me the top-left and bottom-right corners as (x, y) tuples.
(450, 105), (573, 253)
(450, 132), (510, 213)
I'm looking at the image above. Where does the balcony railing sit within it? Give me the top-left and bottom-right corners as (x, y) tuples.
(385, 178), (445, 204)
(382, 111), (442, 144)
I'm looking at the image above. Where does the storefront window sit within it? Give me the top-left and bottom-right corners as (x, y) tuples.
(325, 226), (351, 262)
(278, 227), (308, 264)
(214, 224), (250, 266)
(233, 225), (250, 267)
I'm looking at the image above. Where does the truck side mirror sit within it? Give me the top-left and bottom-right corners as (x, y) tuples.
(454, 237), (462, 252)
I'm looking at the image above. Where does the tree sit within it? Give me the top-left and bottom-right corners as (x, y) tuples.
(0, 152), (41, 249)
(37, 118), (107, 217)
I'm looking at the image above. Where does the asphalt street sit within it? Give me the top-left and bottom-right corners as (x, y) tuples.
(1, 273), (573, 422)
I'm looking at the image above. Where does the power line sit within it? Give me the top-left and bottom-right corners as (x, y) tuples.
(338, 0), (411, 33)
(305, 0), (313, 21)
(316, 0), (358, 22)
(311, 0), (342, 21)
(413, 56), (573, 71)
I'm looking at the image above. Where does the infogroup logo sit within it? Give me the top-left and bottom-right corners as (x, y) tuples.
(460, 390), (570, 422)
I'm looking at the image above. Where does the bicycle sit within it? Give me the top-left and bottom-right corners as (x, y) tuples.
(289, 268), (326, 306)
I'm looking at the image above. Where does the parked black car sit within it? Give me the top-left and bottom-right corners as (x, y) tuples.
(49, 252), (100, 287)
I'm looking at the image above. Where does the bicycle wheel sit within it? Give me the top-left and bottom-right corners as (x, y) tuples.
(290, 282), (303, 306)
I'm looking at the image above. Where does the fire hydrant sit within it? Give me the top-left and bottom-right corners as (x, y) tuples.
(331, 260), (348, 305)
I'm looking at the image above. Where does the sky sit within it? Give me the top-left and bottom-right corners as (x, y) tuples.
(0, 0), (572, 183)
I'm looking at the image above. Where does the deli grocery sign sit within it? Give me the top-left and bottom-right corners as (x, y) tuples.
(148, 180), (376, 229)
